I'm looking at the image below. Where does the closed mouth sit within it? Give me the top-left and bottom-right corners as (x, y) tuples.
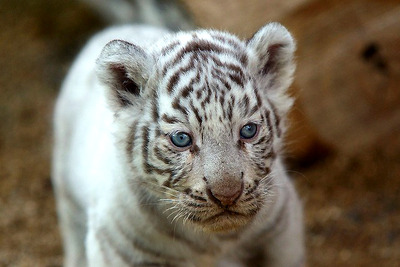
(196, 209), (252, 233)
(203, 210), (245, 223)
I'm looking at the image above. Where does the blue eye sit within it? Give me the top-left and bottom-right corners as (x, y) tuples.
(170, 132), (192, 148)
(240, 123), (258, 139)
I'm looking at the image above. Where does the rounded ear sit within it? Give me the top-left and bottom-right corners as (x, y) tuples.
(247, 22), (296, 119)
(96, 39), (154, 109)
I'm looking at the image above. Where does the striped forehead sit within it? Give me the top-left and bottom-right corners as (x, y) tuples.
(159, 30), (248, 68)
(158, 30), (249, 91)
(156, 31), (262, 131)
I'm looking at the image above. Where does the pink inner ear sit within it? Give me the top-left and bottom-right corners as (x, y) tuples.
(261, 44), (284, 75)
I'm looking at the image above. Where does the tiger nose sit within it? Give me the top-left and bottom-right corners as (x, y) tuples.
(206, 179), (244, 207)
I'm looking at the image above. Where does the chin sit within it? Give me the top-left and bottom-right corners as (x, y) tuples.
(196, 212), (254, 234)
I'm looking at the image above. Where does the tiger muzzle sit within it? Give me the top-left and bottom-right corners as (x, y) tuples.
(201, 139), (244, 207)
(206, 178), (244, 207)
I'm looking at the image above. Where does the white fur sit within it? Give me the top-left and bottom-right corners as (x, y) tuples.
(53, 24), (304, 267)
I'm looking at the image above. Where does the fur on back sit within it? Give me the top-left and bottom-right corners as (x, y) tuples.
(53, 23), (304, 267)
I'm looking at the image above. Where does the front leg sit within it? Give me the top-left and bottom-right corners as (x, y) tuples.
(262, 205), (305, 267)
(242, 187), (305, 267)
(86, 225), (131, 267)
(86, 221), (190, 267)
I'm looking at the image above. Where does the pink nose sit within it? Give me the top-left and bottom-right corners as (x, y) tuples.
(207, 182), (243, 207)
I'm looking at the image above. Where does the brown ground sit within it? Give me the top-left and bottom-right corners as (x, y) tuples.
(0, 0), (399, 266)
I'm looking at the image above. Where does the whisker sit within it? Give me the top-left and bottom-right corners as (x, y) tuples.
(159, 198), (180, 203)
(171, 210), (184, 224)
(166, 208), (181, 221)
(164, 204), (181, 214)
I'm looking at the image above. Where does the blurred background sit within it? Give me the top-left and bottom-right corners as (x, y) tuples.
(0, 0), (399, 266)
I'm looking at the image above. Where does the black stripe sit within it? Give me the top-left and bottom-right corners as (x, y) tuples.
(196, 88), (203, 100)
(164, 39), (225, 73)
(180, 39), (224, 57)
(211, 69), (232, 91)
(162, 169), (177, 189)
(96, 230), (112, 265)
(254, 87), (263, 107)
(239, 53), (248, 67)
(219, 94), (225, 107)
(186, 202), (208, 208)
(200, 87), (212, 109)
(152, 98), (160, 122)
(253, 135), (267, 146)
(211, 34), (243, 51)
(190, 101), (203, 127)
(244, 181), (259, 196)
(161, 114), (182, 124)
(228, 73), (244, 87)
(131, 236), (165, 259)
(227, 94), (235, 121)
(189, 194), (207, 202)
(171, 99), (188, 117)
(166, 71), (180, 94)
(210, 34), (249, 66)
(180, 85), (193, 98)
(210, 55), (245, 78)
(219, 77), (232, 91)
(171, 170), (187, 185)
(227, 102), (233, 121)
(161, 41), (180, 56)
(171, 161), (192, 185)
(264, 109), (275, 143)
(154, 146), (171, 165)
(254, 161), (269, 177)
(113, 211), (186, 264)
(166, 59), (196, 94)
(241, 94), (250, 116)
(97, 227), (134, 265)
(248, 105), (259, 117)
(141, 125), (171, 175)
(266, 99), (282, 137)
(126, 121), (139, 163)
(141, 125), (151, 173)
(145, 162), (172, 175)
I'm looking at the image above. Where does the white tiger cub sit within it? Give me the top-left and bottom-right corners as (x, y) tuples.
(52, 23), (304, 267)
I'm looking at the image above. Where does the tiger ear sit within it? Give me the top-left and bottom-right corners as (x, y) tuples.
(96, 40), (153, 109)
(247, 22), (296, 116)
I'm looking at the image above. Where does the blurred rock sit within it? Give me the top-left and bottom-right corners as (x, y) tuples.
(285, 0), (400, 154)
(184, 0), (400, 160)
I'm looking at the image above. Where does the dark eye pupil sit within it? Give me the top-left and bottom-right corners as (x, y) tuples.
(240, 123), (257, 139)
(171, 132), (192, 147)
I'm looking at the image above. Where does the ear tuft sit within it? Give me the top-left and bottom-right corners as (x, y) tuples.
(247, 22), (296, 90)
(108, 63), (140, 106)
(260, 43), (285, 75)
(247, 23), (296, 120)
(96, 40), (152, 109)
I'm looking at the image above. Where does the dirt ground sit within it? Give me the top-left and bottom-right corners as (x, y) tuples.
(0, 0), (399, 266)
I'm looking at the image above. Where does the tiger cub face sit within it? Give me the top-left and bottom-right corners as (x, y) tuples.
(96, 23), (295, 233)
